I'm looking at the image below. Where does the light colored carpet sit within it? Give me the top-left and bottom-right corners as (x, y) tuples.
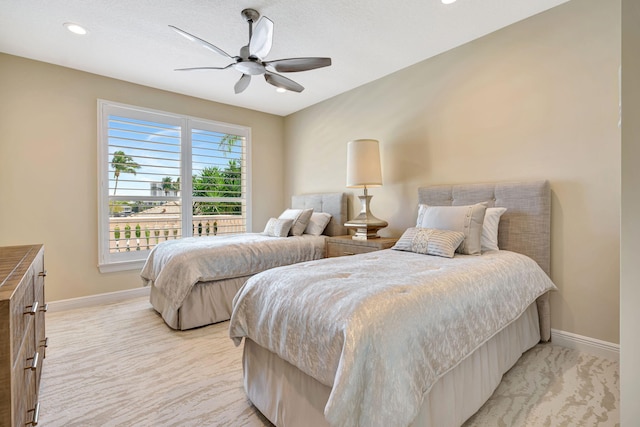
(38, 297), (619, 427)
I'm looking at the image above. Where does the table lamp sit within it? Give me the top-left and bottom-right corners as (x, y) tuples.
(344, 139), (388, 240)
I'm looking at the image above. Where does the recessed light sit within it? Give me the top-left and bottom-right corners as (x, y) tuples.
(442, 0), (457, 4)
(64, 22), (88, 35)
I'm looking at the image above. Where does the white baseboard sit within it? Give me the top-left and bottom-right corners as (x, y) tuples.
(551, 328), (619, 361)
(47, 287), (150, 313)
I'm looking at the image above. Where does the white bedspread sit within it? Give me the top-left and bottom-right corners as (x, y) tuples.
(229, 249), (557, 427)
(140, 233), (325, 310)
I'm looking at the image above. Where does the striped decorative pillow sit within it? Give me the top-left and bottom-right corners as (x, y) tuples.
(392, 227), (465, 258)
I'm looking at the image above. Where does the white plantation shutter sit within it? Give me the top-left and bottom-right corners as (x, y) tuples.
(98, 100), (251, 272)
(190, 121), (248, 236)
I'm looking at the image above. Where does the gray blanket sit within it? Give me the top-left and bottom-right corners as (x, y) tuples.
(141, 233), (325, 310)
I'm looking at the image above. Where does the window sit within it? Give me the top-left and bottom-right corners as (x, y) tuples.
(97, 100), (251, 272)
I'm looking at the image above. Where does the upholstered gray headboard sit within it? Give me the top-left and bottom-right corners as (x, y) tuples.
(418, 180), (552, 341)
(291, 192), (348, 237)
(418, 180), (551, 275)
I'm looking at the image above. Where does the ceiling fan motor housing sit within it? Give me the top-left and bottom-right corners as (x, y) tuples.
(241, 8), (260, 23)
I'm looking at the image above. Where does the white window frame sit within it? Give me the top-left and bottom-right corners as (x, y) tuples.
(97, 100), (252, 273)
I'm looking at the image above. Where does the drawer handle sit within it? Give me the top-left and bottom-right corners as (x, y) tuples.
(41, 337), (49, 358)
(27, 402), (40, 426)
(343, 252), (356, 256)
(38, 270), (47, 277)
(24, 301), (39, 315)
(40, 303), (49, 313)
(26, 352), (39, 371)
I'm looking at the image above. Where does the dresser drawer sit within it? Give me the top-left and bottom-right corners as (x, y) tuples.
(12, 320), (38, 427)
(32, 252), (47, 388)
(10, 270), (35, 364)
(34, 268), (46, 354)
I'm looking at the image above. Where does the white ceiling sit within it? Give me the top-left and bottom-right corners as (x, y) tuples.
(0, 0), (568, 116)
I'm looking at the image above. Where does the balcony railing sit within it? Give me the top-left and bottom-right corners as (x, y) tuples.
(108, 215), (245, 253)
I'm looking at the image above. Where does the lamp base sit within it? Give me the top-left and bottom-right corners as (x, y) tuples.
(344, 194), (388, 240)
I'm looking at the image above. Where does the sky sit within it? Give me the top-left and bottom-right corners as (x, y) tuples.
(107, 115), (244, 199)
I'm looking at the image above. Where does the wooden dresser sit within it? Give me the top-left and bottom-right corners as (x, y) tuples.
(0, 245), (46, 427)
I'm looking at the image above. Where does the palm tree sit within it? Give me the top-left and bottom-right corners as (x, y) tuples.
(111, 151), (140, 195)
(162, 177), (174, 196)
(192, 161), (242, 214)
(219, 134), (242, 156)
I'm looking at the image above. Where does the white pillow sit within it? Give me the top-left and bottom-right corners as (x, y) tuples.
(416, 203), (487, 255)
(392, 227), (465, 258)
(304, 212), (332, 236)
(263, 218), (294, 237)
(482, 207), (507, 252)
(278, 208), (314, 236)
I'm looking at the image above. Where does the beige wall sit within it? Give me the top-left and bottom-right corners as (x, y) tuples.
(620, 0), (640, 422)
(284, 0), (621, 343)
(0, 54), (284, 301)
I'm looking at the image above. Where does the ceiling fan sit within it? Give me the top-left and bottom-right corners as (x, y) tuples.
(170, 8), (332, 94)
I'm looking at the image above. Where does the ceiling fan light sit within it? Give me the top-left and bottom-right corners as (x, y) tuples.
(276, 87), (287, 93)
(441, 0), (457, 4)
(63, 22), (87, 35)
(233, 61), (266, 75)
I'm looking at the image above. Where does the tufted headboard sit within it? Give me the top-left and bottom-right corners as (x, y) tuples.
(418, 180), (551, 275)
(418, 180), (552, 341)
(291, 192), (348, 237)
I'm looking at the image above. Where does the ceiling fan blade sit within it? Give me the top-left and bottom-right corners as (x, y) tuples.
(234, 74), (251, 94)
(264, 72), (304, 93)
(169, 25), (233, 59)
(249, 17), (274, 59)
(264, 57), (332, 73)
(174, 64), (233, 71)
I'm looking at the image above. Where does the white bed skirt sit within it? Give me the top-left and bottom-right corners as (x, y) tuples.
(150, 277), (250, 330)
(243, 302), (541, 427)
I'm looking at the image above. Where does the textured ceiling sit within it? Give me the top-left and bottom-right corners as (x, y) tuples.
(0, 0), (569, 116)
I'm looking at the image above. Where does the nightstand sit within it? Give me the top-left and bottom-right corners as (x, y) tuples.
(325, 235), (398, 258)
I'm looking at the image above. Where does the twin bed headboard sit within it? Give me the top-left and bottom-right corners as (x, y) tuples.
(418, 180), (551, 276)
(291, 192), (348, 237)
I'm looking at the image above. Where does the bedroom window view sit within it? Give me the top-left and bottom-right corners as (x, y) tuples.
(98, 100), (250, 271)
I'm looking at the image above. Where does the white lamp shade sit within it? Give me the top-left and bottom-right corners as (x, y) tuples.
(346, 139), (382, 188)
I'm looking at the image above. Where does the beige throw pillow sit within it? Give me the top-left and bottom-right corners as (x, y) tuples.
(481, 207), (507, 252)
(304, 212), (332, 236)
(278, 208), (314, 236)
(263, 218), (294, 237)
(416, 203), (487, 255)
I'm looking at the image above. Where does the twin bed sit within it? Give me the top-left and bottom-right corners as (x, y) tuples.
(228, 180), (556, 427)
(142, 192), (348, 330)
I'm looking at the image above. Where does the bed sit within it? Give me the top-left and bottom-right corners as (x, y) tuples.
(142, 192), (347, 330)
(229, 180), (557, 427)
